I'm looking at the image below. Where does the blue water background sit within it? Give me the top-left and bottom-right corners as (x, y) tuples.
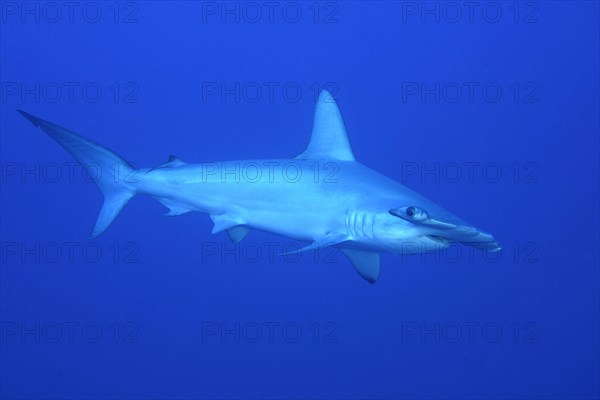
(1, 1), (599, 399)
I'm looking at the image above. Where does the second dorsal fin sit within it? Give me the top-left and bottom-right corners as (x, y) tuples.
(163, 155), (185, 167)
(146, 155), (186, 173)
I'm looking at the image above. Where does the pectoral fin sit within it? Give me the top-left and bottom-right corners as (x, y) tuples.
(341, 248), (380, 284)
(279, 232), (348, 256)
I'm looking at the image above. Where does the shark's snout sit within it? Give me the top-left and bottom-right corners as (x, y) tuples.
(387, 205), (501, 253)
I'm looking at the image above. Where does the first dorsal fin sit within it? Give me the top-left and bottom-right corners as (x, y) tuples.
(295, 90), (355, 161)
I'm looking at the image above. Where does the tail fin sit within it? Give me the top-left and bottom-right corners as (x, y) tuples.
(18, 110), (136, 237)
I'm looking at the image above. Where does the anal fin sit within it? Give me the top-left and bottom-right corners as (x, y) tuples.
(159, 198), (191, 216)
(165, 207), (190, 216)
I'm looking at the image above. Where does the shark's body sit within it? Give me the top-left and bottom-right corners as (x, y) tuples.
(18, 90), (499, 282)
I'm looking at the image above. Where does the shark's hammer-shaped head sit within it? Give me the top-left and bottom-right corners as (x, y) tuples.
(367, 204), (501, 254)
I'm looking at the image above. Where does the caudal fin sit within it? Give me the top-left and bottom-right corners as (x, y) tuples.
(18, 110), (137, 237)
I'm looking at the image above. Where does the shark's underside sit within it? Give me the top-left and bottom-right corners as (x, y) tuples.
(18, 90), (499, 282)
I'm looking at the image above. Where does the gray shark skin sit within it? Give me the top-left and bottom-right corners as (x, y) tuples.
(17, 90), (499, 283)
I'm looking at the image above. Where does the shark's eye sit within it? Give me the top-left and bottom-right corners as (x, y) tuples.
(407, 206), (429, 221)
(389, 206), (429, 221)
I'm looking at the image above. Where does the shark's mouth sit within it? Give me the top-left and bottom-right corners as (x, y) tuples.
(425, 235), (453, 246)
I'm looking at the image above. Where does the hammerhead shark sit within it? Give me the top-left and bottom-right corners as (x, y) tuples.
(18, 90), (499, 282)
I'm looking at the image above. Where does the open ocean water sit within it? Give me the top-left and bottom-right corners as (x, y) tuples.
(0, 1), (599, 399)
